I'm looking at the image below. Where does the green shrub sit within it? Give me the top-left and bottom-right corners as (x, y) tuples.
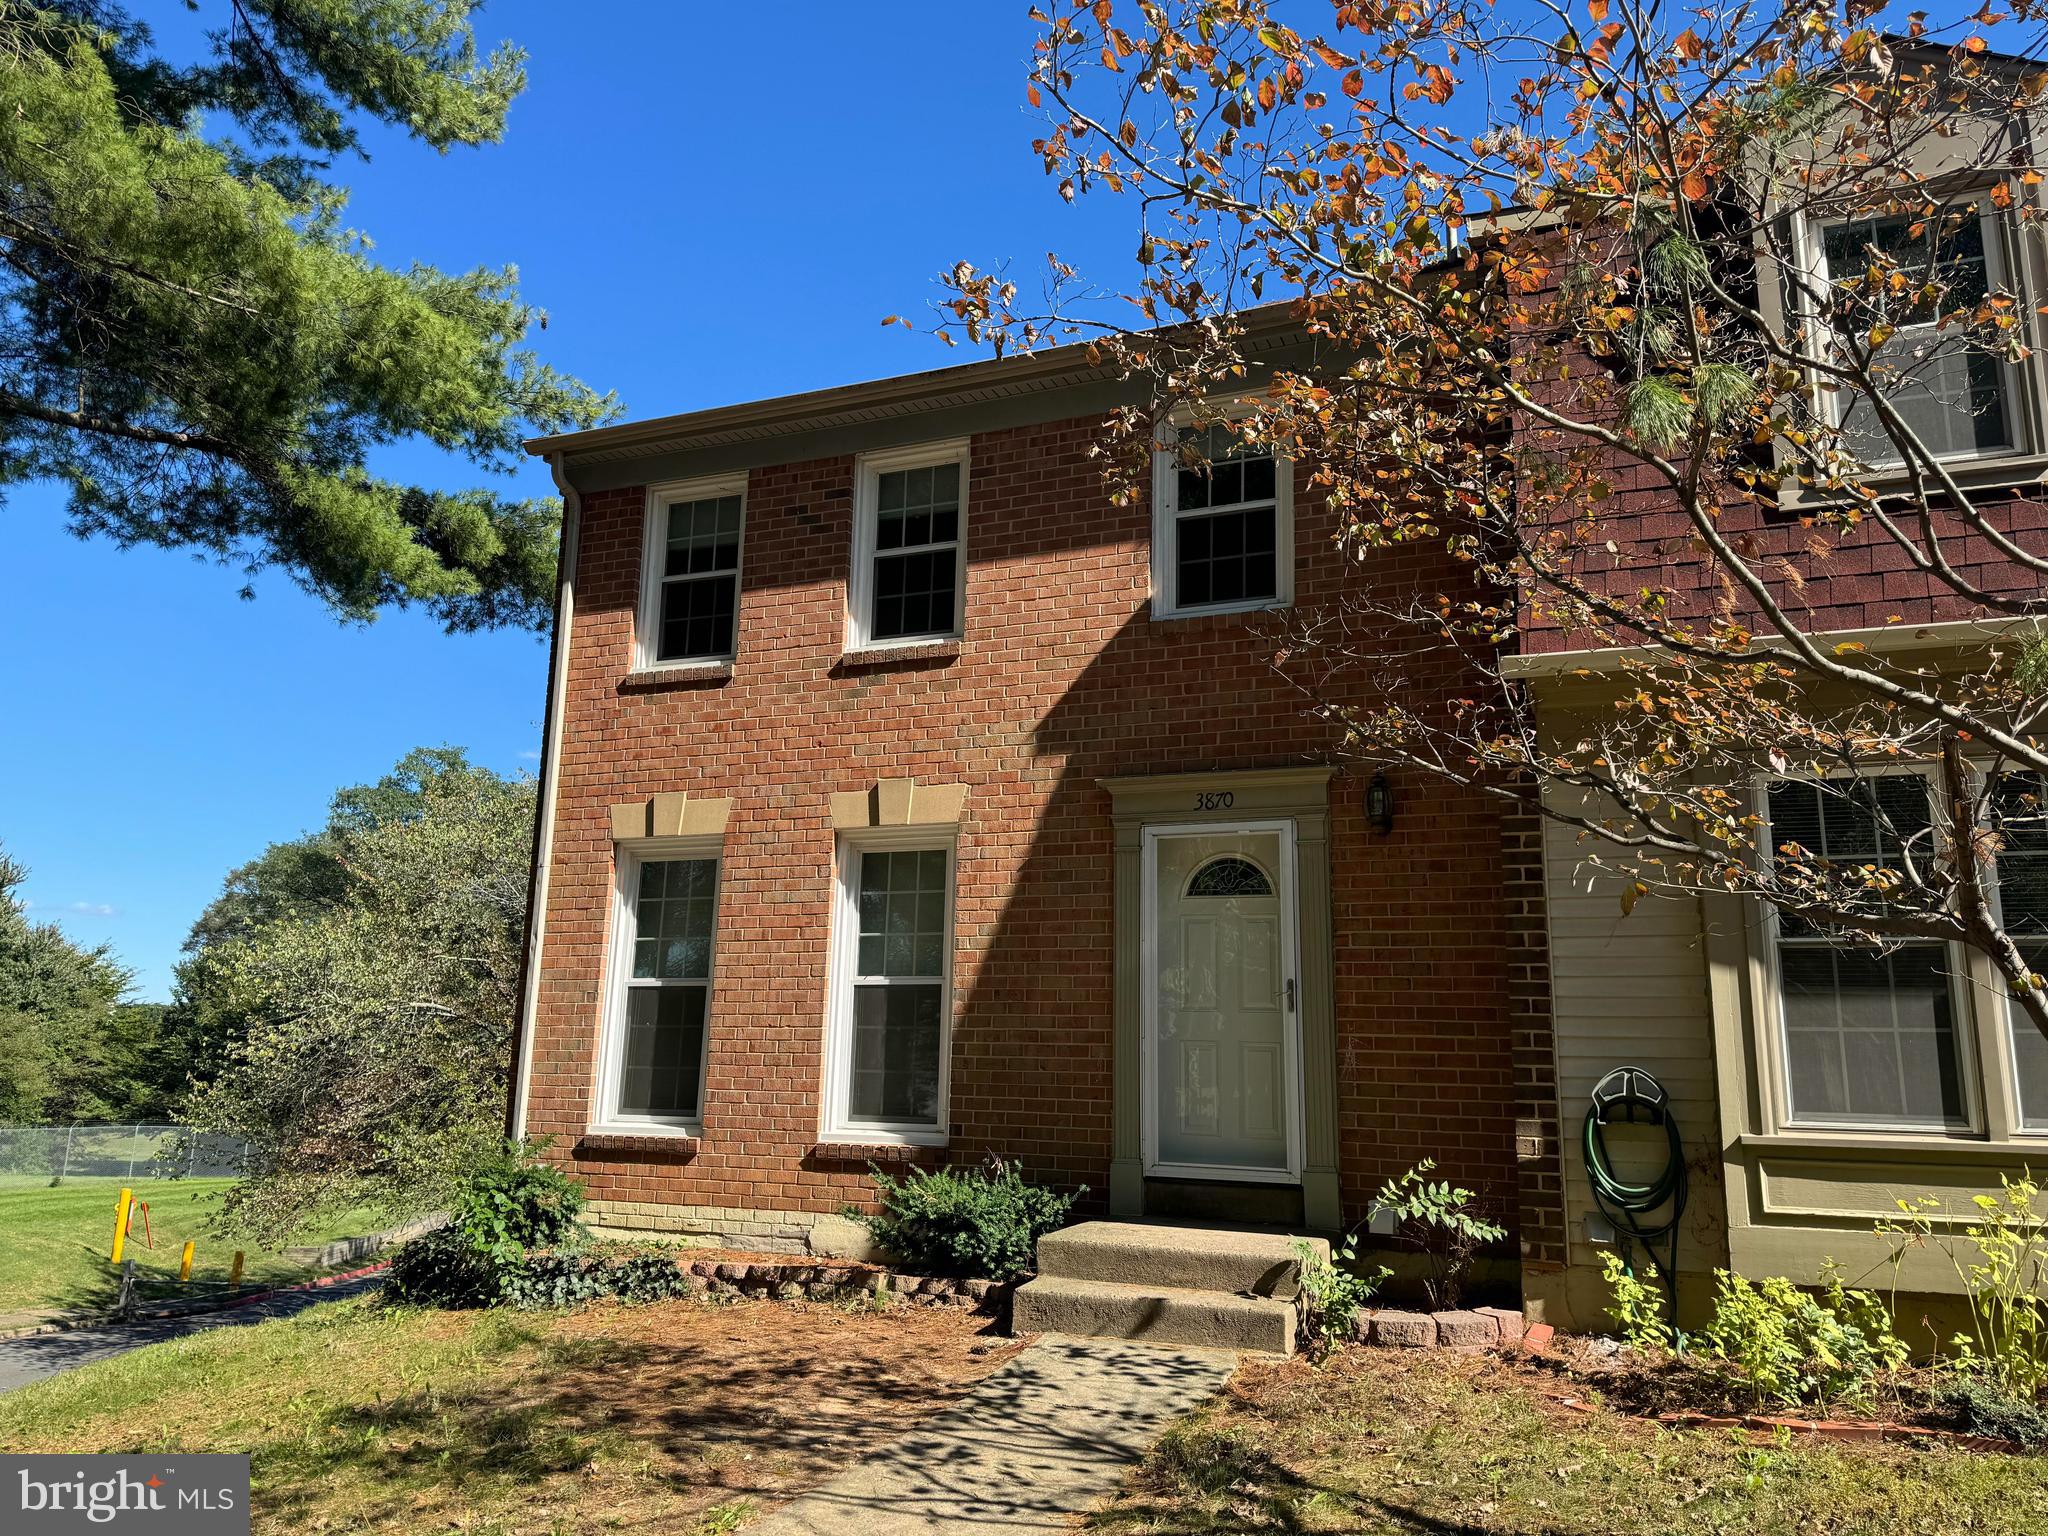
(384, 1224), (499, 1308)
(453, 1140), (586, 1268)
(1701, 1265), (1906, 1411)
(385, 1141), (586, 1308)
(858, 1159), (1078, 1282)
(1939, 1379), (2048, 1448)
(1881, 1173), (2048, 1402)
(498, 1250), (611, 1310)
(1294, 1235), (1391, 1360)
(606, 1253), (703, 1303)
(1368, 1160), (1506, 1310)
(1599, 1251), (1674, 1353)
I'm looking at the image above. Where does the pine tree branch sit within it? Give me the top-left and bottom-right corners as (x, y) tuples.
(0, 388), (242, 459)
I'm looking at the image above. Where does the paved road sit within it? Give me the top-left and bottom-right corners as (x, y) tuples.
(0, 1274), (384, 1394)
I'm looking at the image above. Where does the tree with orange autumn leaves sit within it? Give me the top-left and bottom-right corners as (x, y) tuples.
(926, 1), (2048, 1044)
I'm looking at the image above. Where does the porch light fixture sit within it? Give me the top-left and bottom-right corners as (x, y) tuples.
(1365, 771), (1394, 833)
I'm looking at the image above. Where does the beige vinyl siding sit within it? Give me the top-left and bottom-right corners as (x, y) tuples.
(1542, 792), (1727, 1278)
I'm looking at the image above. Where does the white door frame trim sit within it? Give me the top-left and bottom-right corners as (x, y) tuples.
(1138, 818), (1305, 1185)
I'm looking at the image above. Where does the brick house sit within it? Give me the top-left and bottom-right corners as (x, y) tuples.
(509, 250), (2045, 1335)
(507, 323), (1548, 1265)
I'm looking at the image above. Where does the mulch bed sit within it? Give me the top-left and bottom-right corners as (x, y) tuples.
(1515, 1333), (2036, 1453)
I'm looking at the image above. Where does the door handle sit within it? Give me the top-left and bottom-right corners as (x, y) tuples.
(1285, 977), (1297, 1012)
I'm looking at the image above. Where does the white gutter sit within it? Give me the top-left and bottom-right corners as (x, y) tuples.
(1501, 616), (2041, 680)
(507, 453), (580, 1140)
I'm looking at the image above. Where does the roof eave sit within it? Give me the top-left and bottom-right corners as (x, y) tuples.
(524, 302), (1311, 466)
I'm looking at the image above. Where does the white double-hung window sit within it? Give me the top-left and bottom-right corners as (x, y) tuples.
(639, 475), (746, 668)
(822, 835), (955, 1144)
(1992, 772), (2048, 1130)
(596, 847), (721, 1128)
(1811, 200), (2026, 467)
(1765, 773), (1967, 1131)
(1151, 418), (1293, 617)
(849, 441), (969, 647)
(1762, 767), (2048, 1138)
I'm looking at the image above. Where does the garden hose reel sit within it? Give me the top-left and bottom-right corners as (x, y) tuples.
(1582, 1064), (1688, 1324)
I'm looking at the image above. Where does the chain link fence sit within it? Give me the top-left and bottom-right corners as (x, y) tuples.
(0, 1123), (250, 1184)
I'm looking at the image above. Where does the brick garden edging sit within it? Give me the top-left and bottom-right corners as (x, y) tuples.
(1353, 1306), (1541, 1351)
(1655, 1410), (2018, 1455)
(680, 1256), (1012, 1314)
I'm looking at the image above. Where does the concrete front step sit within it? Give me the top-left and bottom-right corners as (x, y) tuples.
(1036, 1220), (1326, 1300)
(1011, 1275), (1298, 1354)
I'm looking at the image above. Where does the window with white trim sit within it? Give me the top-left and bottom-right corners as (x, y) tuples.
(850, 442), (968, 646)
(825, 839), (954, 1141)
(1151, 420), (1292, 616)
(1992, 772), (2048, 1129)
(1766, 774), (1967, 1130)
(1812, 201), (2024, 467)
(600, 853), (719, 1125)
(640, 478), (745, 667)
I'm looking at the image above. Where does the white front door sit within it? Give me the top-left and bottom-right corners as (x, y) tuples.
(1143, 823), (1302, 1182)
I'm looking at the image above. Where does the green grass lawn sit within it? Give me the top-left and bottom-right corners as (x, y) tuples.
(1089, 1347), (2048, 1535)
(0, 1178), (385, 1318)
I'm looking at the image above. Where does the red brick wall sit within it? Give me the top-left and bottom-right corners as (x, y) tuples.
(523, 410), (1518, 1226)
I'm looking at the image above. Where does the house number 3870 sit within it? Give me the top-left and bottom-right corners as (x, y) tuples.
(1192, 791), (1234, 811)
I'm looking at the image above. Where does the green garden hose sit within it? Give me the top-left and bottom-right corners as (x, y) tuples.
(1582, 1065), (1688, 1324)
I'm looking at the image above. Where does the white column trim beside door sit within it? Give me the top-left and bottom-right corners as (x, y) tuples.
(1138, 818), (1305, 1185)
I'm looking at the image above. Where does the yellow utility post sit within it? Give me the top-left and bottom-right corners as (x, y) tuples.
(179, 1240), (195, 1283)
(229, 1250), (245, 1290)
(111, 1186), (133, 1265)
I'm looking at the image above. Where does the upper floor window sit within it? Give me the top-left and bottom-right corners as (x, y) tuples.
(639, 476), (745, 668)
(1813, 201), (2022, 468)
(850, 441), (969, 648)
(1152, 419), (1293, 617)
(1765, 773), (1967, 1131)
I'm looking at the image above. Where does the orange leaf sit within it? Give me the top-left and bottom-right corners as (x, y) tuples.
(1683, 170), (1708, 201)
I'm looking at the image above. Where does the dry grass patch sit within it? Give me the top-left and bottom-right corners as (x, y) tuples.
(0, 1293), (1022, 1534)
(1090, 1346), (2048, 1536)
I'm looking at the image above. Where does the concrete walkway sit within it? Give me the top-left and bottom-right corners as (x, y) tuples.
(0, 1273), (385, 1394)
(746, 1333), (1236, 1535)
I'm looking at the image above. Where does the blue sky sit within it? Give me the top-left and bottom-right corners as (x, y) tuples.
(2, 3), (1134, 1000)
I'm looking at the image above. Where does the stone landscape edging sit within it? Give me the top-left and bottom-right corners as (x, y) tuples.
(282, 1211), (446, 1268)
(1353, 1305), (1537, 1351)
(678, 1256), (1013, 1314)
